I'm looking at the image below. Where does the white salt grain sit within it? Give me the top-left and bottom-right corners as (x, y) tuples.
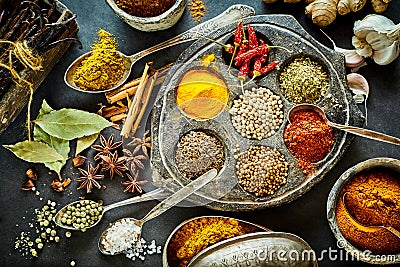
(101, 219), (141, 255)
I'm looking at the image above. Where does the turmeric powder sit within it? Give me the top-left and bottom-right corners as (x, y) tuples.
(167, 217), (257, 267)
(336, 168), (400, 255)
(176, 69), (229, 120)
(73, 29), (125, 91)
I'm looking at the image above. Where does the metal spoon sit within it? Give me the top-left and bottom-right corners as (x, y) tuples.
(64, 4), (255, 93)
(288, 104), (400, 146)
(54, 188), (169, 230)
(98, 168), (218, 255)
(342, 192), (400, 238)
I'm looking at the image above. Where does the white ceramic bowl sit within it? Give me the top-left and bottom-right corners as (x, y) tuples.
(105, 0), (187, 32)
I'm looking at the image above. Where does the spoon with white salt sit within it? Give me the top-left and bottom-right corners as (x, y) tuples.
(98, 169), (218, 255)
(288, 104), (400, 146)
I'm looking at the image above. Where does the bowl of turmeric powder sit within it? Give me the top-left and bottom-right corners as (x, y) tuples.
(105, 0), (187, 32)
(327, 157), (400, 264)
(163, 216), (270, 267)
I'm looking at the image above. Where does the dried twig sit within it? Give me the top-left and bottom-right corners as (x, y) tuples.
(105, 63), (172, 104)
(121, 63), (152, 137)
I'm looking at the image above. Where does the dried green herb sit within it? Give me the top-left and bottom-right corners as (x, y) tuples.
(4, 141), (64, 163)
(34, 109), (112, 140)
(3, 99), (112, 180)
(33, 100), (69, 174)
(76, 133), (99, 155)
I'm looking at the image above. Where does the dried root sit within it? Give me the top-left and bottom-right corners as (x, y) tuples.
(305, 0), (339, 27)
(264, 0), (393, 27)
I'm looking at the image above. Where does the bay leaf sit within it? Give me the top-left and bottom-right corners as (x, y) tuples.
(3, 140), (64, 163)
(44, 161), (64, 175)
(76, 133), (99, 155)
(37, 99), (53, 116)
(34, 100), (70, 160)
(35, 109), (112, 140)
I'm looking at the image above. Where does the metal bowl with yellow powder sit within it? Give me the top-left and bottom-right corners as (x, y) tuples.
(175, 68), (229, 120)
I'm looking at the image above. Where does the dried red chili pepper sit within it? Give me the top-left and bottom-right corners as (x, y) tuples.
(234, 44), (268, 66)
(251, 61), (279, 77)
(234, 20), (244, 46)
(238, 60), (250, 81)
(247, 24), (258, 49)
(236, 40), (249, 58)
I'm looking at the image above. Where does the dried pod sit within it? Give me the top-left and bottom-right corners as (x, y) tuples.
(51, 178), (64, 192)
(305, 0), (338, 27)
(21, 179), (35, 191)
(72, 155), (86, 167)
(26, 168), (38, 180)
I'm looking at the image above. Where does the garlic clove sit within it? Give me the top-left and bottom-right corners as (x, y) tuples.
(320, 30), (365, 68)
(372, 40), (400, 65)
(366, 31), (393, 50)
(340, 48), (365, 67)
(387, 23), (400, 42)
(352, 36), (373, 57)
(347, 73), (369, 125)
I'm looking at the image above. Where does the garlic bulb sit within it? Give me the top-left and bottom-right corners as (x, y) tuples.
(352, 14), (400, 65)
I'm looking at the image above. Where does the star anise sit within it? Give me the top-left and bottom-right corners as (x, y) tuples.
(99, 152), (127, 179)
(121, 171), (147, 193)
(76, 163), (104, 193)
(127, 130), (151, 157)
(123, 148), (147, 174)
(92, 133), (123, 161)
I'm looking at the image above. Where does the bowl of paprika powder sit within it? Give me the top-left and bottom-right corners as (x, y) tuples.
(105, 0), (187, 32)
(327, 157), (400, 264)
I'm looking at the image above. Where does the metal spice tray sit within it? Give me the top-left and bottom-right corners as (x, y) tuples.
(0, 0), (79, 134)
(150, 15), (364, 211)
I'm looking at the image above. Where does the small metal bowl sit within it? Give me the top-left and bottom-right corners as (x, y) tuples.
(105, 0), (187, 32)
(163, 216), (270, 267)
(327, 157), (400, 265)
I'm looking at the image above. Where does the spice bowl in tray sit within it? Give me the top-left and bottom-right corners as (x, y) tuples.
(163, 216), (318, 267)
(105, 0), (187, 32)
(327, 157), (400, 264)
(150, 14), (365, 211)
(162, 216), (270, 267)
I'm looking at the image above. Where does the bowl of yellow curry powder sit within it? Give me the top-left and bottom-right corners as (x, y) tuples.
(105, 0), (187, 32)
(163, 216), (269, 267)
(175, 68), (230, 121)
(327, 157), (400, 265)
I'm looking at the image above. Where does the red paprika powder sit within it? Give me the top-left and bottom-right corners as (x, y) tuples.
(284, 109), (334, 174)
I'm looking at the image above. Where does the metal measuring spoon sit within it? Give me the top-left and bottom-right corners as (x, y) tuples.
(98, 169), (218, 255)
(64, 5), (255, 93)
(54, 188), (169, 231)
(288, 104), (400, 146)
(342, 192), (400, 238)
